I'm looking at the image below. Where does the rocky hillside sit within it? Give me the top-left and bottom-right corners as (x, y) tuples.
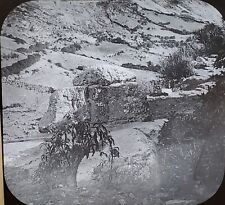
(2, 1), (225, 205)
(2, 0), (224, 141)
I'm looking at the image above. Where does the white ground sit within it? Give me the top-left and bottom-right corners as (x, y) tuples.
(4, 119), (167, 185)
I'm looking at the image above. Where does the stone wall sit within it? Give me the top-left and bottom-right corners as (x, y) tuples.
(87, 82), (145, 124)
(39, 82), (146, 132)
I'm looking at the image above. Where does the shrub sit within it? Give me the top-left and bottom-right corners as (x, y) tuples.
(16, 47), (29, 53)
(2, 53), (41, 77)
(5, 34), (26, 44)
(55, 62), (63, 68)
(111, 37), (128, 45)
(214, 48), (225, 68)
(160, 52), (193, 83)
(169, 0), (179, 5)
(194, 23), (225, 55)
(29, 42), (48, 52)
(76, 65), (85, 70)
(2, 52), (19, 60)
(3, 103), (22, 110)
(61, 43), (81, 53)
(34, 120), (119, 187)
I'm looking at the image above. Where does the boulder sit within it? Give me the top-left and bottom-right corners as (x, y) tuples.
(38, 86), (88, 133)
(87, 82), (146, 124)
(73, 65), (136, 86)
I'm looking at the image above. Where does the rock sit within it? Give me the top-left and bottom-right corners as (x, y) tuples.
(196, 57), (207, 64)
(39, 82), (146, 132)
(77, 65), (85, 70)
(93, 137), (160, 192)
(58, 184), (63, 188)
(129, 193), (135, 199)
(23, 128), (29, 135)
(73, 67), (110, 86)
(61, 43), (81, 53)
(38, 87), (88, 132)
(73, 66), (136, 86)
(119, 198), (126, 205)
(166, 200), (195, 205)
(87, 82), (145, 123)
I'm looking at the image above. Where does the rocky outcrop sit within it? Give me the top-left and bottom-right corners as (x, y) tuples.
(39, 86), (87, 132)
(39, 65), (148, 132)
(73, 66), (136, 86)
(38, 81), (147, 133)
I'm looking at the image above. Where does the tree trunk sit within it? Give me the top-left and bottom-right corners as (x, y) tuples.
(71, 156), (83, 187)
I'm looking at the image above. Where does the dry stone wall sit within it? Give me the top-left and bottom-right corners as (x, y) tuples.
(87, 82), (146, 124)
(39, 82), (147, 132)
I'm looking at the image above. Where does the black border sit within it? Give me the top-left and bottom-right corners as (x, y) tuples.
(1, 0), (225, 204)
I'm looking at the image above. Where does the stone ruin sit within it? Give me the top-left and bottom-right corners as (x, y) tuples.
(38, 67), (161, 132)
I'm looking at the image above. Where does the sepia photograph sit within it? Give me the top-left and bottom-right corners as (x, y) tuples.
(1, 0), (225, 204)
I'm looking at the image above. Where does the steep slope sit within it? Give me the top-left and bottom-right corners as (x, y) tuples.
(2, 0), (223, 69)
